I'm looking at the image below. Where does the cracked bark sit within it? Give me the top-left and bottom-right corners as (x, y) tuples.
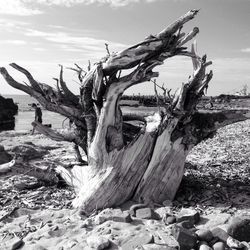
(1, 9), (249, 214)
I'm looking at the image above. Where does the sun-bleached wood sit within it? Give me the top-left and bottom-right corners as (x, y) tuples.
(1, 10), (250, 214)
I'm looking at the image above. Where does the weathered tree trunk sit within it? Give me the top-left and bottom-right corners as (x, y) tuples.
(1, 10), (250, 214)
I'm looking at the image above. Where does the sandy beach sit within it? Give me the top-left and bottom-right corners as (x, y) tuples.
(0, 120), (250, 249)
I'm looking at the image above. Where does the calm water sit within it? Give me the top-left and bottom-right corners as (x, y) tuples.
(2, 95), (156, 131)
(3, 95), (67, 131)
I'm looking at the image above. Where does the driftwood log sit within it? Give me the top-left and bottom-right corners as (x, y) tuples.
(1, 10), (249, 214)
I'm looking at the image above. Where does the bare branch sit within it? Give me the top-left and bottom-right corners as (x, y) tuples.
(0, 67), (33, 95)
(67, 63), (86, 83)
(32, 121), (78, 142)
(105, 43), (110, 56)
(153, 80), (161, 114)
(10, 63), (43, 93)
(102, 10), (200, 75)
(58, 65), (79, 105)
(32, 121), (87, 154)
(157, 9), (199, 39)
(177, 27), (199, 47)
(190, 40), (200, 71)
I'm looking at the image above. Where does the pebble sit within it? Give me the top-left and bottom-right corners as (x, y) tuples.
(153, 231), (179, 248)
(135, 208), (159, 220)
(211, 227), (229, 243)
(196, 229), (214, 242)
(176, 208), (200, 224)
(227, 217), (250, 242)
(112, 211), (132, 223)
(95, 208), (132, 224)
(172, 224), (197, 250)
(86, 236), (110, 250)
(164, 215), (176, 225)
(155, 207), (171, 219)
(212, 241), (225, 250)
(240, 241), (250, 250)
(226, 236), (244, 249)
(136, 243), (177, 250)
(199, 242), (213, 250)
(177, 220), (195, 229)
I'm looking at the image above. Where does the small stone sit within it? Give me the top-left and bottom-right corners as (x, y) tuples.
(121, 232), (154, 250)
(165, 216), (176, 225)
(211, 227), (229, 243)
(57, 212), (64, 218)
(153, 231), (179, 248)
(136, 244), (177, 250)
(198, 242), (212, 250)
(177, 220), (195, 229)
(176, 208), (200, 224)
(226, 236), (244, 249)
(129, 204), (148, 216)
(240, 241), (250, 250)
(227, 217), (250, 242)
(155, 207), (171, 219)
(86, 236), (110, 250)
(171, 224), (197, 250)
(196, 229), (214, 242)
(135, 208), (159, 220)
(112, 211), (132, 223)
(95, 208), (132, 224)
(212, 241), (225, 250)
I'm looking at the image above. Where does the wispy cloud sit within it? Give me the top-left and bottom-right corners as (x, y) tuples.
(241, 48), (250, 53)
(24, 28), (127, 59)
(0, 39), (27, 45)
(0, 0), (42, 16)
(25, 0), (157, 7)
(33, 47), (47, 51)
(0, 0), (161, 16)
(48, 25), (65, 29)
(0, 18), (30, 34)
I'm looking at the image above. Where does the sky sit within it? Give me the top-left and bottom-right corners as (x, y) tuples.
(0, 0), (250, 96)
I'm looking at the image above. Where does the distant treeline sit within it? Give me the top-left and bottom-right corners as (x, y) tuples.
(121, 94), (250, 107)
(121, 95), (170, 106)
(216, 94), (250, 100)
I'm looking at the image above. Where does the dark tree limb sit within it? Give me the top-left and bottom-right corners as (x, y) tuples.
(1, 10), (249, 214)
(32, 121), (87, 155)
(58, 65), (80, 106)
